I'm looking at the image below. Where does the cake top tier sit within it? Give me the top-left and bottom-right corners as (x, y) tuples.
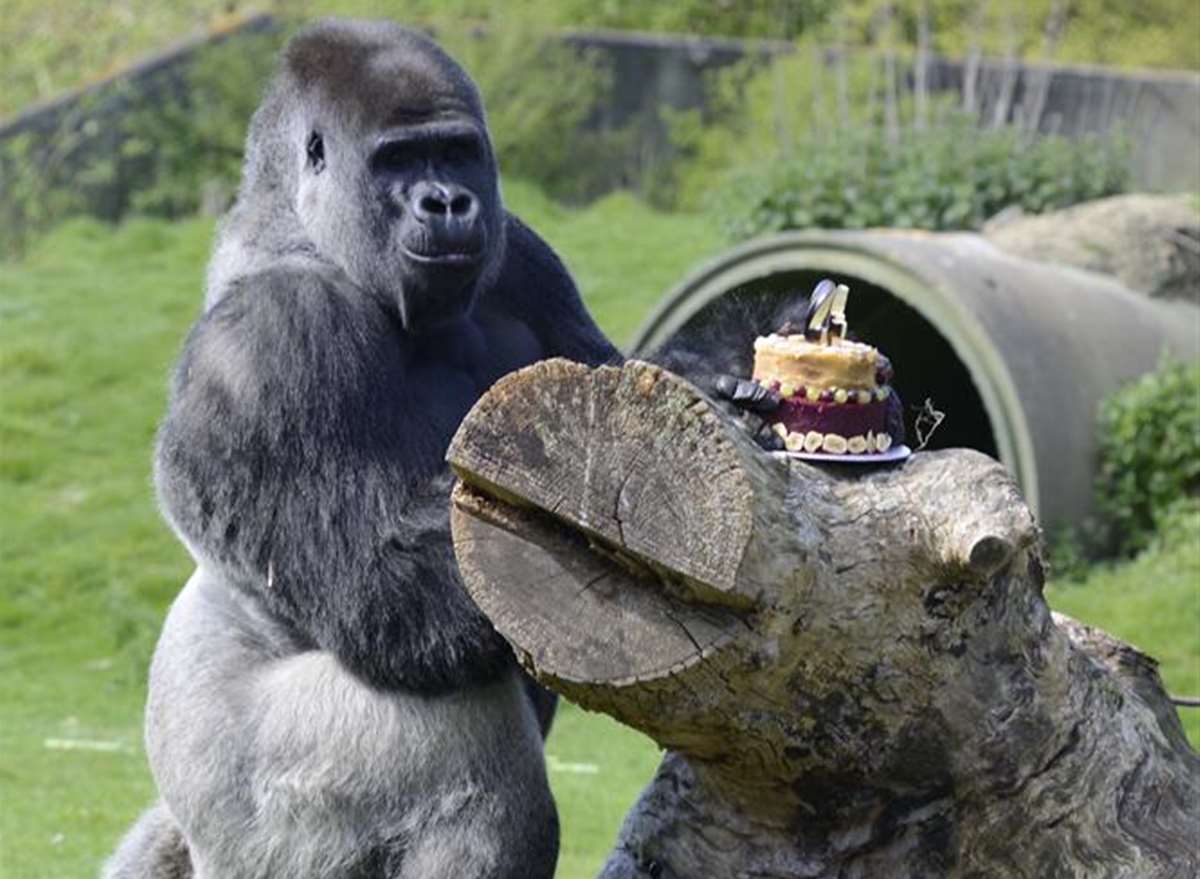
(753, 334), (879, 391)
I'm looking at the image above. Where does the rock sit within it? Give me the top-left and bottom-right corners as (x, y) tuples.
(984, 194), (1200, 303)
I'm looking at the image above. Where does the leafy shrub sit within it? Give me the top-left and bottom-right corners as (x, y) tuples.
(0, 128), (90, 257)
(1047, 523), (1095, 583)
(8, 0), (1198, 120)
(0, 16), (622, 257)
(431, 19), (626, 203)
(1094, 358), (1200, 558)
(0, 30), (281, 256)
(709, 115), (1130, 241)
(114, 30), (283, 218)
(653, 32), (1133, 229)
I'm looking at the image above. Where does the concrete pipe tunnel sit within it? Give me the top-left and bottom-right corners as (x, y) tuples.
(631, 230), (1199, 530)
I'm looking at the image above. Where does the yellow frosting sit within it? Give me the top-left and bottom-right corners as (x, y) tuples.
(752, 334), (878, 391)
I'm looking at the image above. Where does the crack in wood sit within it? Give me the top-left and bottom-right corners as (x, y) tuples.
(663, 606), (704, 655)
(574, 570), (611, 599)
(614, 469), (633, 547)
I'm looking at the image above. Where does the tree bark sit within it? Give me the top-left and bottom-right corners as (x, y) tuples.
(448, 359), (1199, 879)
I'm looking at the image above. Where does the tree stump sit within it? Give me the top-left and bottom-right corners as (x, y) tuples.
(447, 359), (1199, 879)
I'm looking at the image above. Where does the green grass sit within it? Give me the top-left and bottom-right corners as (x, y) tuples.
(1, 194), (1195, 878)
(0, 190), (713, 878)
(1047, 514), (1200, 746)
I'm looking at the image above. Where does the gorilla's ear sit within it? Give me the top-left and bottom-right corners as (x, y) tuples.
(306, 131), (325, 174)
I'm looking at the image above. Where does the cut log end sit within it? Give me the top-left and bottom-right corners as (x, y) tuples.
(448, 359), (765, 598)
(967, 534), (1014, 576)
(451, 481), (748, 690)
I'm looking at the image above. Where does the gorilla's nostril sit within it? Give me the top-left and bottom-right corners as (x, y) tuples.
(419, 195), (448, 216)
(450, 194), (473, 216)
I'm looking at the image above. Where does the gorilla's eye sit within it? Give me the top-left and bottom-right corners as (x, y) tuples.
(444, 139), (480, 165)
(373, 141), (417, 172)
(306, 131), (325, 174)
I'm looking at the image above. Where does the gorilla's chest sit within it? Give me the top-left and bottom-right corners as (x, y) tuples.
(397, 312), (545, 469)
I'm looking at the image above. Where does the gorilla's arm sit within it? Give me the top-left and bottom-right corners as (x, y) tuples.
(495, 214), (789, 448)
(155, 269), (512, 693)
(496, 214), (623, 367)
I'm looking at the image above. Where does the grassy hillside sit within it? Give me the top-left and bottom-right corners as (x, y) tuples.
(0, 194), (1194, 878)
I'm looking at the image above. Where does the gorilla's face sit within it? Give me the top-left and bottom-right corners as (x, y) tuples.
(290, 25), (504, 334)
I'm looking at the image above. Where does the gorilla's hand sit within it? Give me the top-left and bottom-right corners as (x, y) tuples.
(713, 375), (780, 413)
(711, 375), (785, 451)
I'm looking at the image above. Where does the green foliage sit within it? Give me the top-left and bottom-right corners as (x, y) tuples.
(115, 31), (283, 217)
(655, 37), (1132, 234)
(820, 0), (1200, 71)
(0, 31), (281, 256)
(546, 0), (835, 42)
(430, 18), (626, 203)
(0, 15), (626, 256)
(4, 0), (1195, 120)
(712, 119), (1130, 240)
(0, 129), (88, 257)
(1094, 358), (1200, 557)
(0, 0), (240, 116)
(1047, 504), (1200, 747)
(1046, 522), (1094, 584)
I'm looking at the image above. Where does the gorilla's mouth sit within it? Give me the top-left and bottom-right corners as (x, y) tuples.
(401, 245), (484, 266)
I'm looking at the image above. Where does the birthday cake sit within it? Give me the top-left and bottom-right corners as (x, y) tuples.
(753, 280), (904, 455)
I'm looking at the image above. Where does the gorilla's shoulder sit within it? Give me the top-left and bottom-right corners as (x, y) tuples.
(497, 212), (574, 291)
(493, 211), (620, 367)
(503, 211), (554, 255)
(208, 260), (365, 318)
(198, 265), (397, 370)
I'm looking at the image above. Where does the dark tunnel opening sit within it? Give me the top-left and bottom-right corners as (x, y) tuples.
(660, 270), (1000, 458)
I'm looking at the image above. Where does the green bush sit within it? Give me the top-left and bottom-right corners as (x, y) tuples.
(109, 16), (623, 211)
(0, 16), (622, 257)
(655, 35), (1132, 229)
(0, 31), (282, 256)
(6, 1), (1197, 120)
(1094, 358), (1200, 558)
(709, 116), (1130, 241)
(430, 19), (626, 203)
(0, 127), (90, 257)
(114, 31), (283, 218)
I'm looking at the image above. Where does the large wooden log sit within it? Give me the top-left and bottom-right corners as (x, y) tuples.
(448, 359), (1199, 879)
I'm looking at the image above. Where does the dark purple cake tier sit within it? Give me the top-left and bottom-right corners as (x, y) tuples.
(775, 395), (887, 435)
(765, 389), (902, 454)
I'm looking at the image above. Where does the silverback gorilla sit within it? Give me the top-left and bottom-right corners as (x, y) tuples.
(104, 19), (619, 879)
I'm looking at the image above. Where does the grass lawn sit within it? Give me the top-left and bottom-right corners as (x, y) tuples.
(1046, 519), (1200, 746)
(0, 191), (1195, 878)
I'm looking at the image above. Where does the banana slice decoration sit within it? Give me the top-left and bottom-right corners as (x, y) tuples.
(804, 279), (850, 345)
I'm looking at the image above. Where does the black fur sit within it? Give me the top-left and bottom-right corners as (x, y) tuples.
(108, 19), (617, 879)
(158, 19), (617, 694)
